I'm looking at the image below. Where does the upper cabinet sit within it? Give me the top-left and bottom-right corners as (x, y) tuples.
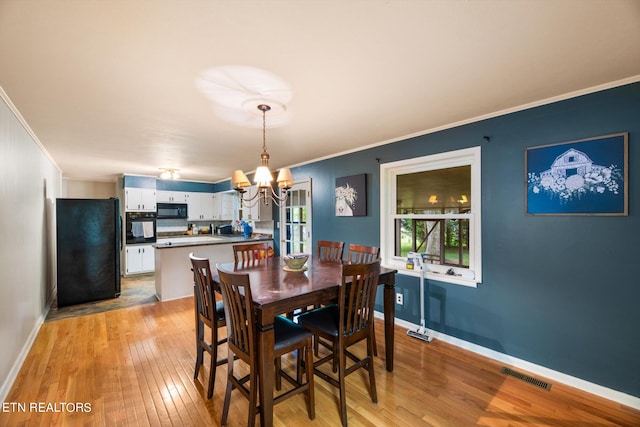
(124, 187), (156, 212)
(156, 190), (188, 203)
(187, 192), (215, 221)
(213, 191), (236, 221)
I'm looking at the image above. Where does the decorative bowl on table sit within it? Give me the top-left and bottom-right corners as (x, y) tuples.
(282, 254), (309, 272)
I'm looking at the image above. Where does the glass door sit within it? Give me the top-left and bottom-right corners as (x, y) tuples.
(280, 179), (311, 255)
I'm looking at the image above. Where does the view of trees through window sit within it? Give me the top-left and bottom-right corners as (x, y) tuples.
(395, 217), (469, 266)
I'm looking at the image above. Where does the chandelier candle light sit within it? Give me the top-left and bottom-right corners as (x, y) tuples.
(231, 104), (294, 207)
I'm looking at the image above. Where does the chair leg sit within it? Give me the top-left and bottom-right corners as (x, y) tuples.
(371, 321), (378, 357)
(296, 349), (303, 384)
(367, 336), (378, 403)
(206, 327), (219, 399)
(207, 348), (216, 399)
(338, 346), (348, 427)
(194, 320), (204, 380)
(275, 357), (282, 391)
(194, 345), (203, 380)
(248, 364), (259, 427)
(221, 351), (234, 426)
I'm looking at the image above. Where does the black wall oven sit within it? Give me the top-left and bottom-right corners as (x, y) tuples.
(125, 211), (157, 244)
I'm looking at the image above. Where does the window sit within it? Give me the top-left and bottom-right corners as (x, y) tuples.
(380, 147), (481, 287)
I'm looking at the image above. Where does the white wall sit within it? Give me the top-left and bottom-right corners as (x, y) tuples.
(0, 88), (62, 401)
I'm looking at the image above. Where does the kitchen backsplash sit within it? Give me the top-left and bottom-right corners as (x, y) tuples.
(157, 218), (274, 236)
(156, 218), (188, 233)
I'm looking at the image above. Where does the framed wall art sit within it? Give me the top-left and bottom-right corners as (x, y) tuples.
(335, 173), (367, 216)
(525, 132), (628, 216)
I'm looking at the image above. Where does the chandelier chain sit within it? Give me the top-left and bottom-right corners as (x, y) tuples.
(259, 104), (270, 154)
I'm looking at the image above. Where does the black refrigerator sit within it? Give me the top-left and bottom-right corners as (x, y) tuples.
(56, 198), (122, 307)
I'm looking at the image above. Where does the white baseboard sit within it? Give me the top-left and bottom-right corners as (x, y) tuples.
(377, 313), (640, 410)
(0, 312), (46, 402)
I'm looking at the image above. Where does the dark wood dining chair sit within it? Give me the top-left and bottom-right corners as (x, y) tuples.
(346, 243), (380, 264)
(298, 260), (381, 427)
(346, 243), (381, 355)
(232, 242), (270, 266)
(216, 268), (315, 426)
(189, 253), (228, 399)
(317, 240), (345, 261)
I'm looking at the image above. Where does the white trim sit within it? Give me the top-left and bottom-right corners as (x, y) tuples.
(381, 314), (640, 410)
(0, 313), (45, 402)
(380, 146), (482, 286)
(265, 76), (640, 173)
(0, 86), (62, 175)
(279, 178), (312, 256)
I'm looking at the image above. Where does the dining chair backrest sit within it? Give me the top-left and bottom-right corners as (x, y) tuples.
(317, 240), (345, 262)
(340, 260), (381, 337)
(216, 269), (255, 363)
(346, 244), (380, 264)
(233, 242), (270, 266)
(190, 253), (218, 326)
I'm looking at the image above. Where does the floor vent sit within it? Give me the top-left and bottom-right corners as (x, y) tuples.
(500, 367), (552, 391)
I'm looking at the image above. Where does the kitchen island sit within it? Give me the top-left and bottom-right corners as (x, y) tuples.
(154, 235), (273, 301)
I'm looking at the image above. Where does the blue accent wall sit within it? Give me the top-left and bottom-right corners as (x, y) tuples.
(288, 82), (640, 398)
(156, 179), (216, 192)
(122, 175), (156, 189)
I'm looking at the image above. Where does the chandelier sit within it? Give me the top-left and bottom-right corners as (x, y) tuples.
(230, 104), (293, 207)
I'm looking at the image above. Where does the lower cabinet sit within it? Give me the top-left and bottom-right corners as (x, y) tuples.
(125, 244), (155, 274)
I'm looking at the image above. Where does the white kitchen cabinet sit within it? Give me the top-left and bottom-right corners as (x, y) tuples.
(124, 187), (156, 212)
(125, 244), (155, 274)
(242, 186), (273, 221)
(187, 192), (215, 221)
(156, 190), (188, 203)
(213, 191), (236, 221)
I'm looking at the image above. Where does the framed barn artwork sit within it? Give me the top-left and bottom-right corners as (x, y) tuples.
(525, 133), (628, 216)
(335, 174), (367, 216)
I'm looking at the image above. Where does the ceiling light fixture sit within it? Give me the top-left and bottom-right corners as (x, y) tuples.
(428, 195), (438, 204)
(231, 104), (293, 207)
(159, 168), (180, 180)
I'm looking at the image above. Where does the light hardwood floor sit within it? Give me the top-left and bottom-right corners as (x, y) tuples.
(3, 295), (639, 426)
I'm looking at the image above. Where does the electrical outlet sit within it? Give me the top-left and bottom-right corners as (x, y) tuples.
(396, 292), (403, 305)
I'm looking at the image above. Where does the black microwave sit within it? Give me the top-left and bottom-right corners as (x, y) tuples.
(157, 203), (188, 219)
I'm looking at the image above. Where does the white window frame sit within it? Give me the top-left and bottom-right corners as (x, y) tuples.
(279, 178), (312, 256)
(380, 146), (482, 287)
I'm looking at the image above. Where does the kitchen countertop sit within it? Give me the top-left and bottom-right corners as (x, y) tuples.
(154, 234), (272, 248)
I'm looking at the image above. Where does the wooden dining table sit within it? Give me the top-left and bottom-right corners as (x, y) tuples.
(214, 256), (397, 427)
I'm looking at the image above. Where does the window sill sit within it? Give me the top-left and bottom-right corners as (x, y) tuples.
(388, 264), (479, 288)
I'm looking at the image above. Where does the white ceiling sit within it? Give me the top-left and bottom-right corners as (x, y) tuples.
(1, 0), (639, 183)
